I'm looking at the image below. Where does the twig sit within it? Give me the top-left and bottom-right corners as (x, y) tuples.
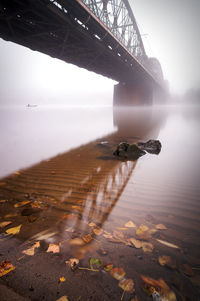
(78, 267), (99, 272)
(121, 290), (125, 301)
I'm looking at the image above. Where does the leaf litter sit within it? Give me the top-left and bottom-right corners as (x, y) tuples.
(5, 224), (22, 235)
(0, 260), (16, 277)
(23, 241), (40, 256)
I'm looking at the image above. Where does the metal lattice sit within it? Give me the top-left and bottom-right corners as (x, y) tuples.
(81, 0), (146, 62)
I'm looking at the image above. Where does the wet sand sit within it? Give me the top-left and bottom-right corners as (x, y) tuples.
(0, 106), (200, 301)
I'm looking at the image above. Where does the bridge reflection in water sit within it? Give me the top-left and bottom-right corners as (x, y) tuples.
(0, 107), (166, 257)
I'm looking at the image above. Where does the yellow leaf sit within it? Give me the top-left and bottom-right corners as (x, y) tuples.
(136, 225), (149, 240)
(142, 242), (154, 252)
(156, 239), (179, 249)
(23, 241), (40, 256)
(93, 228), (103, 236)
(0, 221), (12, 228)
(88, 222), (97, 227)
(110, 267), (126, 280)
(118, 278), (135, 293)
(156, 224), (167, 230)
(46, 243), (60, 253)
(0, 261), (16, 277)
(125, 221), (136, 228)
(129, 238), (142, 249)
(56, 297), (69, 301)
(104, 264), (113, 272)
(6, 224), (22, 235)
(14, 201), (30, 208)
(59, 277), (66, 282)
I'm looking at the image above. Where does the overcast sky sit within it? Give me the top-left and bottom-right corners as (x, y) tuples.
(0, 0), (199, 106)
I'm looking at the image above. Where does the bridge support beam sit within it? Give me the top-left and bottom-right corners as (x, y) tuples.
(113, 82), (153, 106)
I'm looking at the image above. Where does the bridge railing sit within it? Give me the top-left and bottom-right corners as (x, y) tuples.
(81, 0), (146, 64)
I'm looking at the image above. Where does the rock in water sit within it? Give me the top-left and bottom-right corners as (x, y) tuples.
(113, 142), (146, 159)
(137, 139), (162, 154)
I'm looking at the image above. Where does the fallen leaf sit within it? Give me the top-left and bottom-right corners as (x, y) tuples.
(82, 234), (93, 243)
(125, 221), (136, 228)
(23, 241), (40, 256)
(182, 264), (194, 277)
(59, 277), (66, 282)
(27, 216), (37, 223)
(14, 171), (20, 175)
(90, 258), (102, 270)
(148, 229), (158, 235)
(156, 239), (179, 249)
(6, 224), (22, 235)
(113, 230), (125, 240)
(156, 224), (167, 230)
(0, 261), (16, 277)
(142, 242), (154, 252)
(65, 227), (74, 232)
(66, 258), (79, 270)
(93, 228), (103, 236)
(47, 243), (60, 253)
(141, 275), (170, 295)
(110, 267), (126, 280)
(128, 238), (142, 249)
(118, 278), (135, 293)
(0, 199), (7, 203)
(14, 201), (30, 208)
(4, 213), (17, 218)
(0, 221), (12, 228)
(103, 232), (113, 239)
(136, 225), (149, 240)
(104, 264), (113, 271)
(117, 227), (128, 231)
(56, 297), (69, 301)
(69, 238), (84, 246)
(88, 222), (96, 227)
(158, 255), (177, 269)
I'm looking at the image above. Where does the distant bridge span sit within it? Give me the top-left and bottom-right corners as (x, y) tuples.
(0, 0), (166, 102)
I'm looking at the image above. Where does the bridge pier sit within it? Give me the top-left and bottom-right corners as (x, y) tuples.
(113, 82), (153, 106)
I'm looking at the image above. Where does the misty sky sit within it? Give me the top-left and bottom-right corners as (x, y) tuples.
(0, 0), (199, 106)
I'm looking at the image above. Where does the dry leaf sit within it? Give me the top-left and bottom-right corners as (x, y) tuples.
(110, 267), (126, 280)
(93, 228), (103, 236)
(56, 297), (69, 301)
(4, 213), (17, 219)
(136, 225), (149, 240)
(148, 228), (158, 235)
(158, 255), (176, 269)
(142, 242), (154, 252)
(0, 221), (12, 228)
(14, 171), (20, 175)
(23, 241), (40, 256)
(141, 275), (170, 294)
(27, 216), (37, 223)
(0, 199), (7, 203)
(125, 221), (136, 228)
(6, 224), (22, 235)
(0, 260), (16, 277)
(156, 224), (167, 230)
(66, 258), (79, 270)
(82, 234), (93, 243)
(47, 243), (60, 253)
(104, 264), (113, 272)
(69, 238), (84, 246)
(156, 239), (179, 249)
(14, 201), (30, 208)
(103, 232), (113, 239)
(88, 222), (96, 227)
(118, 278), (135, 293)
(128, 238), (142, 249)
(59, 277), (66, 282)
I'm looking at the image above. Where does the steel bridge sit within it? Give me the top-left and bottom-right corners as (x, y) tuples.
(0, 0), (165, 95)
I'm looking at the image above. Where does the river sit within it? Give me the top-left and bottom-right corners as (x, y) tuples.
(0, 104), (200, 301)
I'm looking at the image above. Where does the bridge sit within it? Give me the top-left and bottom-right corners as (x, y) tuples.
(0, 0), (166, 104)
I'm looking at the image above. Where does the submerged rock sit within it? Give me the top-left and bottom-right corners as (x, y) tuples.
(113, 139), (162, 159)
(113, 142), (146, 159)
(137, 139), (162, 154)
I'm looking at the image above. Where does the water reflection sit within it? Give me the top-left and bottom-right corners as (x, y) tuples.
(0, 107), (165, 253)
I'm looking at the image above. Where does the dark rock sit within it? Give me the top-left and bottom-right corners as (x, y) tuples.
(113, 142), (145, 159)
(137, 139), (162, 154)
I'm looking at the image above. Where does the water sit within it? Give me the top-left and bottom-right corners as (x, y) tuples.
(0, 104), (200, 300)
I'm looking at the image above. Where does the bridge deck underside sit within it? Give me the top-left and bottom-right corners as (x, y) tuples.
(0, 0), (152, 84)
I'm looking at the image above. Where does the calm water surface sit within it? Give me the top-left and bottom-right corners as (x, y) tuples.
(0, 105), (200, 300)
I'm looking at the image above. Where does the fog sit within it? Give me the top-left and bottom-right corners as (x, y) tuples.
(0, 0), (199, 106)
